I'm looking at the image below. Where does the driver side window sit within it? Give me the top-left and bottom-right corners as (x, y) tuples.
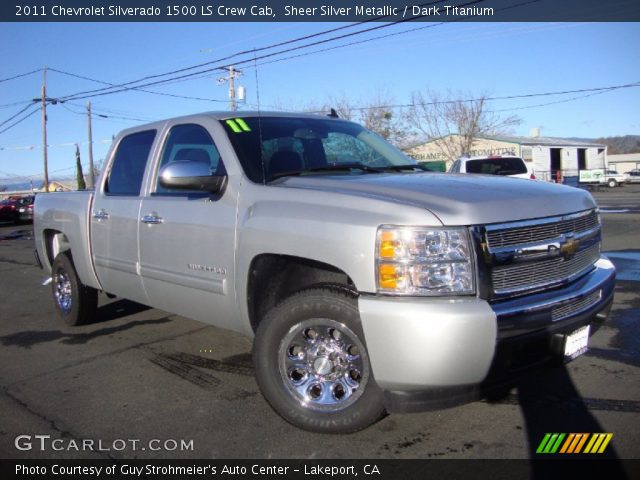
(155, 124), (225, 195)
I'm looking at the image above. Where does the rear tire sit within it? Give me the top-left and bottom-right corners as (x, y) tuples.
(51, 253), (98, 326)
(253, 287), (386, 433)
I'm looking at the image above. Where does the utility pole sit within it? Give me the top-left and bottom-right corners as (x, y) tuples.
(41, 66), (49, 192)
(86, 101), (95, 189)
(217, 66), (243, 111)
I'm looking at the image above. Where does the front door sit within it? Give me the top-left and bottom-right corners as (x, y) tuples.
(138, 123), (238, 330)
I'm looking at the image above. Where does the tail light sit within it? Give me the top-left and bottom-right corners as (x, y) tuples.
(530, 173), (536, 180)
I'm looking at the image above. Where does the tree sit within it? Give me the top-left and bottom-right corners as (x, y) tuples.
(406, 89), (522, 162)
(307, 91), (408, 147)
(75, 145), (86, 190)
(358, 92), (408, 147)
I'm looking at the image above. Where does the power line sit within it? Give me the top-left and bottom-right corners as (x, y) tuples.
(57, 0), (550, 104)
(58, 21), (421, 101)
(0, 106), (40, 135)
(0, 68), (42, 84)
(0, 103), (37, 128)
(51, 12), (403, 100)
(486, 89), (619, 113)
(0, 138), (112, 152)
(306, 81), (640, 114)
(57, 0), (471, 102)
(37, 0), (540, 106)
(62, 102), (153, 123)
(247, 0), (547, 71)
(0, 100), (34, 109)
(48, 67), (229, 103)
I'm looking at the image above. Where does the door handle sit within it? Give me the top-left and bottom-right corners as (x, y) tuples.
(141, 214), (164, 225)
(93, 209), (109, 221)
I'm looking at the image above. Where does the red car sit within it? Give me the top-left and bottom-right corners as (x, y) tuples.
(0, 196), (34, 224)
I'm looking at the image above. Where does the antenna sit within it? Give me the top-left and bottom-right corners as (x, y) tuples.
(253, 49), (266, 185)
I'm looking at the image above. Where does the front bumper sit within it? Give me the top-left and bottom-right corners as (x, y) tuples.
(358, 256), (615, 412)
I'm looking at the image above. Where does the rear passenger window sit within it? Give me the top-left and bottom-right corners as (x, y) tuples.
(466, 158), (527, 175)
(155, 124), (225, 194)
(105, 130), (156, 195)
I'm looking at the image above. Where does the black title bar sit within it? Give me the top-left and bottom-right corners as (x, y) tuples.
(4, 0), (640, 22)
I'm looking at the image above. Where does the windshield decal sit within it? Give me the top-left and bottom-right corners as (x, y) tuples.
(226, 119), (251, 133)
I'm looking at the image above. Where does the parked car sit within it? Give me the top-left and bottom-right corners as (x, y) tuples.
(0, 198), (19, 223)
(0, 195), (35, 224)
(624, 169), (640, 183)
(449, 155), (535, 179)
(17, 195), (35, 223)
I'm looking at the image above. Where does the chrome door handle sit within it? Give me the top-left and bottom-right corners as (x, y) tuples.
(93, 209), (109, 221)
(141, 214), (164, 225)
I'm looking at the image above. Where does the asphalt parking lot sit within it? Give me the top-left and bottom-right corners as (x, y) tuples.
(0, 184), (638, 462)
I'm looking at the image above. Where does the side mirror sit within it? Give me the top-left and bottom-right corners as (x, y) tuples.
(159, 161), (227, 194)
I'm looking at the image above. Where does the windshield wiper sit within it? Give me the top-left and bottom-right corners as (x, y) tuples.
(305, 163), (384, 174)
(268, 162), (383, 181)
(381, 164), (431, 172)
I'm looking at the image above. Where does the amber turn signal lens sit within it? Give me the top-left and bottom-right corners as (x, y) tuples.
(378, 264), (398, 289)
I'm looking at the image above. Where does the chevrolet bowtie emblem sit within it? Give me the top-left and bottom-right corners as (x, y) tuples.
(560, 238), (580, 258)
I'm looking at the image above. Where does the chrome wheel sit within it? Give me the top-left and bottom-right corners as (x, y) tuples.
(53, 271), (73, 313)
(279, 318), (369, 412)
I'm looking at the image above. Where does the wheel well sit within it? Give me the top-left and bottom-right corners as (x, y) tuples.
(247, 254), (356, 333)
(43, 230), (71, 267)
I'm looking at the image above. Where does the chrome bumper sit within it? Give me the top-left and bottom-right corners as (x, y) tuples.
(358, 256), (615, 398)
(491, 257), (615, 340)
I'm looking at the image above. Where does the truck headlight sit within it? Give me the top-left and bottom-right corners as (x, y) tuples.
(376, 226), (475, 295)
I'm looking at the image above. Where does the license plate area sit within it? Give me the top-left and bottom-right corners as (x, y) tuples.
(564, 325), (590, 360)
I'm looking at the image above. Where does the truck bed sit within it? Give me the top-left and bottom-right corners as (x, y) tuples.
(34, 191), (101, 290)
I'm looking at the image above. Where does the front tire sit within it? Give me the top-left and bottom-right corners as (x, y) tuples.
(51, 253), (98, 326)
(607, 178), (617, 188)
(253, 287), (386, 433)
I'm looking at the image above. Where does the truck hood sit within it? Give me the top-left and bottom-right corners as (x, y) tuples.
(276, 173), (597, 225)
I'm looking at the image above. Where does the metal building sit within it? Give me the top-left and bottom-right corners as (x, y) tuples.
(406, 132), (607, 182)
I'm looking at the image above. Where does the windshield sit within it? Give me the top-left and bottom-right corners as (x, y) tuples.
(221, 116), (416, 183)
(466, 157), (527, 176)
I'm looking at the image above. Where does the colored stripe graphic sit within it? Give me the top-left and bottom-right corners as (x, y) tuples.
(560, 433), (588, 453)
(584, 433), (613, 454)
(536, 433), (565, 454)
(225, 119), (242, 133)
(538, 433), (613, 454)
(234, 118), (251, 132)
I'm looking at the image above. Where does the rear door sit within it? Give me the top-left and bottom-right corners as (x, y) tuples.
(138, 122), (238, 330)
(91, 129), (157, 305)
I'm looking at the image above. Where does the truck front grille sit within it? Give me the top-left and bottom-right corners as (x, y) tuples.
(492, 243), (600, 295)
(551, 290), (602, 322)
(486, 209), (599, 249)
(481, 209), (601, 299)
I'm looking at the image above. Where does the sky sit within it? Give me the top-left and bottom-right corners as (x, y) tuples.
(0, 20), (639, 181)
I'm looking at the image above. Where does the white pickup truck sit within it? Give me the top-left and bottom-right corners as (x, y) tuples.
(34, 112), (616, 433)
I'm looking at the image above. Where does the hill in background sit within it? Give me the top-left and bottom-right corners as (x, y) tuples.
(569, 135), (640, 155)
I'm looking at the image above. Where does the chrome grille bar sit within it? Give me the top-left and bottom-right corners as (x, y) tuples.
(551, 290), (602, 322)
(486, 210), (599, 249)
(492, 244), (600, 295)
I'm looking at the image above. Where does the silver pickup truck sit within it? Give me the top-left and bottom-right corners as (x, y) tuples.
(34, 112), (616, 433)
